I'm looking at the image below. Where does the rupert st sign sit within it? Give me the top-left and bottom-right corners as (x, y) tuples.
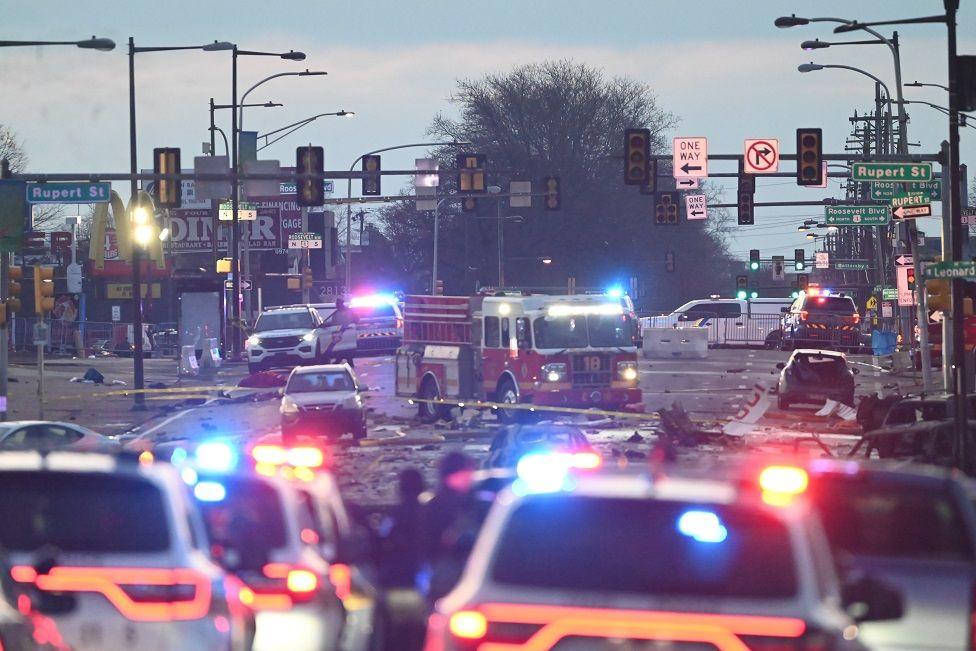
(26, 182), (111, 204)
(851, 162), (933, 182)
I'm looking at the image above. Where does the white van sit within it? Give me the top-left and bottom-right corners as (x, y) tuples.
(646, 298), (791, 347)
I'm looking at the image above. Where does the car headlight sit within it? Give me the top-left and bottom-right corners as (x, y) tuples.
(247, 335), (262, 347)
(302, 332), (316, 342)
(617, 361), (638, 382)
(280, 396), (300, 415)
(541, 363), (568, 383)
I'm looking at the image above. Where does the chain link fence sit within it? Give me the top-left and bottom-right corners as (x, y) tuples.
(8, 317), (179, 358)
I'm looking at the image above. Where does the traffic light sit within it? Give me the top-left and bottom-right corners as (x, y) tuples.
(153, 147), (181, 208)
(906, 267), (916, 292)
(301, 267), (313, 291)
(7, 265), (22, 314)
(790, 280), (799, 299)
(296, 145), (325, 207)
(796, 128), (823, 186)
(639, 160), (658, 195)
(665, 250), (675, 273)
(794, 248), (805, 271)
(737, 168), (755, 226)
(624, 128), (650, 185)
(362, 155), (381, 196)
(797, 273), (809, 292)
(543, 176), (561, 210)
(33, 265), (54, 316)
(926, 278), (950, 311)
(654, 192), (680, 225)
(736, 275), (748, 300)
(457, 153), (486, 213)
(771, 255), (785, 280)
(749, 249), (760, 271)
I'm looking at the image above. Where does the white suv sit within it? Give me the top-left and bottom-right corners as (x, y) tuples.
(247, 306), (329, 373)
(0, 451), (254, 651)
(426, 461), (900, 651)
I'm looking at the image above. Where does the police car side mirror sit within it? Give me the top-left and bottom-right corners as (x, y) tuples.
(842, 575), (904, 623)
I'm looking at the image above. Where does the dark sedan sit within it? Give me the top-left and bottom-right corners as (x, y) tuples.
(776, 349), (855, 410)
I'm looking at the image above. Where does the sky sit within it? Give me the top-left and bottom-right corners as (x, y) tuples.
(2, 0), (974, 260)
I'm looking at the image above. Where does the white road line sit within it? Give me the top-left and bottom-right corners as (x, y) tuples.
(641, 370), (731, 376)
(136, 398), (220, 438)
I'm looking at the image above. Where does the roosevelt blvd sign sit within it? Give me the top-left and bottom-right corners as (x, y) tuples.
(851, 162), (933, 182)
(870, 180), (941, 201)
(923, 260), (976, 280)
(825, 205), (889, 226)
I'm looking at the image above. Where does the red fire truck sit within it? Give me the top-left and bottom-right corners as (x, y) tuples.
(395, 292), (643, 422)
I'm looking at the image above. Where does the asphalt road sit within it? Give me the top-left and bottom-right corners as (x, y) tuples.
(12, 347), (929, 505)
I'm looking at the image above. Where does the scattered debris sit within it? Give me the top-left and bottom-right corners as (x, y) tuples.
(110, 379), (126, 386)
(657, 402), (725, 446)
(148, 382), (167, 390)
(856, 393), (902, 433)
(726, 368), (746, 374)
(83, 368), (105, 384)
(626, 432), (644, 443)
(238, 370), (288, 388)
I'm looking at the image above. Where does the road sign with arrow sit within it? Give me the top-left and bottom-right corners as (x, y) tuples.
(675, 177), (700, 189)
(892, 204), (932, 220)
(895, 254), (913, 266)
(685, 194), (707, 221)
(672, 137), (707, 178)
(743, 139), (779, 174)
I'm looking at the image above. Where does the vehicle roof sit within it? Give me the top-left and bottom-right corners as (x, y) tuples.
(0, 450), (162, 476)
(289, 363), (355, 375)
(0, 420), (86, 428)
(791, 348), (847, 358)
(260, 305), (313, 314)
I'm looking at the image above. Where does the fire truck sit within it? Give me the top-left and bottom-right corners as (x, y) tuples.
(395, 292), (643, 422)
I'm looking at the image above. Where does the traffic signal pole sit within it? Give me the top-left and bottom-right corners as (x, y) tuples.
(128, 37), (145, 410)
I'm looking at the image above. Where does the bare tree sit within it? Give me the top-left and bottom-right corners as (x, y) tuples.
(0, 124), (64, 231)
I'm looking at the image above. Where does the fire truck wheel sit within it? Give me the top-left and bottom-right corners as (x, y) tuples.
(418, 377), (444, 424)
(496, 379), (523, 424)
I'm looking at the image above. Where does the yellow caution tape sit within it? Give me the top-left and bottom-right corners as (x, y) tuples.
(404, 396), (661, 422)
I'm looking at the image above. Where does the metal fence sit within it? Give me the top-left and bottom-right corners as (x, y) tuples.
(8, 317), (179, 357)
(642, 313), (783, 348)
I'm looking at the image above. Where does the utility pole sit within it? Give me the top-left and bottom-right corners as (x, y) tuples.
(0, 158), (9, 422)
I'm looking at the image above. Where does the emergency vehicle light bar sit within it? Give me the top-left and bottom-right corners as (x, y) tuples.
(546, 304), (623, 317)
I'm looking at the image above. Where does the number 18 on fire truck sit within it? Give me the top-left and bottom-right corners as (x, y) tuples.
(395, 293), (643, 423)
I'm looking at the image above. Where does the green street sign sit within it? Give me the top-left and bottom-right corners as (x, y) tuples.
(26, 181), (112, 204)
(870, 180), (941, 201)
(851, 162), (933, 183)
(825, 205), (890, 226)
(890, 191), (929, 208)
(0, 180), (28, 252)
(923, 260), (976, 280)
(834, 260), (870, 271)
(882, 287), (898, 300)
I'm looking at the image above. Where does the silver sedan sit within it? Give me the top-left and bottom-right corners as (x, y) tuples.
(0, 420), (120, 452)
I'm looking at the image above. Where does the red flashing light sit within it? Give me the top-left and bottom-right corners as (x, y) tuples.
(759, 465), (809, 507)
(799, 310), (809, 321)
(852, 313), (860, 324)
(329, 563), (352, 601)
(572, 452), (602, 470)
(449, 611), (488, 640)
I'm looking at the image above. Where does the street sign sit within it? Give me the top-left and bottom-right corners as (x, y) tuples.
(66, 263), (82, 294)
(895, 254), (913, 266)
(111, 305), (121, 322)
(815, 251), (829, 269)
(33, 323), (49, 345)
(106, 283), (162, 299)
(892, 204), (932, 220)
(675, 177), (700, 189)
(870, 179), (941, 201)
(825, 205), (890, 226)
(415, 186), (437, 211)
(923, 260), (976, 280)
(896, 265), (917, 306)
(743, 138), (779, 174)
(882, 302), (893, 318)
(278, 180), (334, 195)
(672, 137), (708, 178)
(218, 201), (257, 221)
(224, 279), (253, 290)
(851, 162), (932, 182)
(834, 260), (869, 271)
(288, 233), (323, 249)
(26, 182), (111, 204)
(866, 296), (878, 310)
(771, 255), (785, 280)
(881, 287), (898, 301)
(685, 194), (707, 220)
(509, 181), (532, 208)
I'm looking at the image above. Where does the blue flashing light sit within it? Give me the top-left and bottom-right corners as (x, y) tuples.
(606, 286), (624, 298)
(194, 441), (238, 473)
(677, 510), (728, 544)
(193, 481), (227, 502)
(170, 447), (188, 465)
(515, 452), (570, 493)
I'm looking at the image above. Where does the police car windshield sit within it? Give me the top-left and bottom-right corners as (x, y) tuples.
(288, 370), (354, 393)
(533, 314), (634, 349)
(254, 311), (315, 332)
(492, 495), (797, 599)
(0, 472), (169, 552)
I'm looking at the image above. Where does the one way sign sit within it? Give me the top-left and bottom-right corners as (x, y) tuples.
(673, 137), (708, 178)
(685, 194), (707, 221)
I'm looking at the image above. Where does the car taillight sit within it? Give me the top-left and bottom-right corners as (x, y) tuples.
(799, 310), (809, 321)
(245, 563), (321, 610)
(449, 611), (487, 640)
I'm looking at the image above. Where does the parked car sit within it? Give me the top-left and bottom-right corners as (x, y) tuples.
(0, 451), (254, 651)
(0, 421), (119, 453)
(777, 349), (856, 409)
(280, 364), (367, 442)
(247, 306), (338, 374)
(781, 291), (861, 351)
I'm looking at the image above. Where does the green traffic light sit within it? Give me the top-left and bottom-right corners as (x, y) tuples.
(791, 291), (800, 298)
(736, 290), (747, 300)
(750, 291), (758, 299)
(795, 263), (805, 271)
(749, 262), (759, 271)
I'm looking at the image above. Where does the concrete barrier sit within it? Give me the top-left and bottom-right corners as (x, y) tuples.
(179, 345), (199, 377)
(642, 327), (708, 359)
(200, 338), (222, 370)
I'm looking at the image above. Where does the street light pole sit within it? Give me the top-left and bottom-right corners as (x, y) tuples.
(230, 45), (240, 358)
(127, 37), (145, 409)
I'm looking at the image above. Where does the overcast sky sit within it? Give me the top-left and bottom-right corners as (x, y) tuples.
(3, 0), (974, 259)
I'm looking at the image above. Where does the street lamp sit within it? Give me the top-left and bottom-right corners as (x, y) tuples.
(906, 80), (949, 92)
(256, 111), (355, 151)
(127, 38), (232, 408)
(801, 37), (888, 50)
(344, 141), (471, 294)
(226, 46), (312, 358)
(0, 36), (116, 50)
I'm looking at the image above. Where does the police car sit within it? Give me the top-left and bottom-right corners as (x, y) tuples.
(425, 456), (901, 651)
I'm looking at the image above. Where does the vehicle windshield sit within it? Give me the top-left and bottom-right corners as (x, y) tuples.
(196, 476), (288, 571)
(812, 479), (973, 562)
(287, 370), (355, 393)
(0, 472), (168, 552)
(533, 313), (635, 349)
(492, 495), (797, 598)
(804, 296), (856, 313)
(792, 353), (847, 379)
(254, 311), (315, 332)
